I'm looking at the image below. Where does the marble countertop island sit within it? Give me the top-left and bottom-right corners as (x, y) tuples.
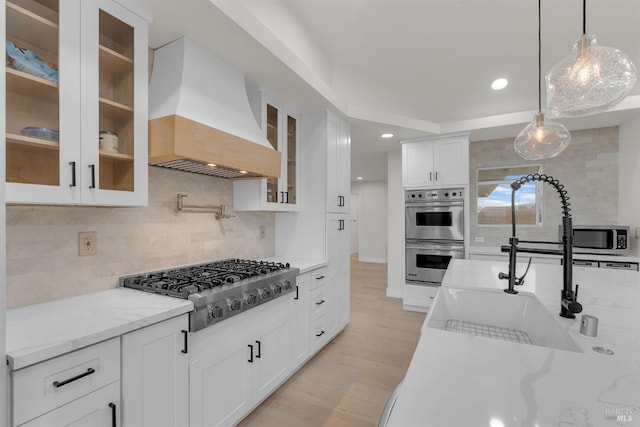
(6, 288), (193, 370)
(388, 259), (640, 427)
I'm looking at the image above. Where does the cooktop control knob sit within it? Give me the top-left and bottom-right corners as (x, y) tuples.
(227, 298), (242, 312)
(271, 283), (283, 295)
(281, 280), (293, 291)
(208, 304), (223, 319)
(258, 287), (271, 300)
(244, 292), (257, 305)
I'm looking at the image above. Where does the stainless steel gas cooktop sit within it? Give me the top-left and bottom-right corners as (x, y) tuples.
(119, 259), (299, 331)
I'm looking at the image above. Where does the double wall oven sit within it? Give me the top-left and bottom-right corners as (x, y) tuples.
(405, 188), (465, 285)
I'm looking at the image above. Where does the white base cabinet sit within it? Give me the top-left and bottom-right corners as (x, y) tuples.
(189, 298), (291, 427)
(121, 314), (189, 427)
(327, 214), (350, 330)
(20, 382), (120, 427)
(291, 272), (311, 367)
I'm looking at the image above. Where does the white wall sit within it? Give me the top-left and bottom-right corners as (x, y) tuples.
(618, 113), (640, 256)
(351, 181), (387, 263)
(386, 151), (404, 298)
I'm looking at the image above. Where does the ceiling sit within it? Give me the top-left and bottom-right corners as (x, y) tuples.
(126, 0), (640, 181)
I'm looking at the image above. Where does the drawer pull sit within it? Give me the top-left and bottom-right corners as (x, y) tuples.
(316, 275), (325, 280)
(316, 330), (325, 337)
(315, 299), (326, 306)
(109, 402), (116, 427)
(181, 330), (188, 354)
(53, 367), (96, 388)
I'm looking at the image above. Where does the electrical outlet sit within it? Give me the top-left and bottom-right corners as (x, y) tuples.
(78, 231), (97, 256)
(475, 236), (485, 243)
(259, 225), (266, 240)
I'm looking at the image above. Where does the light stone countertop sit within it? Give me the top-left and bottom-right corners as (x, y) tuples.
(387, 259), (640, 427)
(6, 288), (193, 370)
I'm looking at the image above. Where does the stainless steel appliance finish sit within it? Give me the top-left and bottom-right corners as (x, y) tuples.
(565, 225), (630, 256)
(405, 241), (465, 284)
(120, 259), (299, 331)
(404, 188), (466, 285)
(405, 189), (464, 241)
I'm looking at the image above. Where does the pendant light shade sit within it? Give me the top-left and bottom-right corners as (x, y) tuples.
(545, 1), (638, 117)
(514, 112), (571, 160)
(514, 0), (571, 160)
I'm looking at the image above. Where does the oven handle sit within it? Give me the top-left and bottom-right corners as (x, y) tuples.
(405, 201), (463, 208)
(405, 244), (465, 252)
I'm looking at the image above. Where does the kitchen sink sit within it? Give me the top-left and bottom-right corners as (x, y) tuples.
(425, 287), (583, 353)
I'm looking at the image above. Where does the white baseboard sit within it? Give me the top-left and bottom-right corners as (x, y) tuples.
(386, 288), (403, 299)
(358, 256), (387, 264)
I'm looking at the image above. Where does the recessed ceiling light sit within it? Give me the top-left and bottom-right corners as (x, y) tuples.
(239, 170), (248, 174)
(381, 133), (394, 138)
(491, 78), (509, 90)
(356, 176), (364, 180)
(207, 163), (216, 167)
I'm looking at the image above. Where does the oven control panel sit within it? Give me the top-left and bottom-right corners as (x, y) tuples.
(405, 188), (464, 202)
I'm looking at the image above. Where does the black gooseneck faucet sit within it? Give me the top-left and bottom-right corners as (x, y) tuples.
(498, 174), (583, 318)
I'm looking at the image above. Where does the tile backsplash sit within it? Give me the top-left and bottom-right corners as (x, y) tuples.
(470, 126), (619, 247)
(6, 167), (275, 308)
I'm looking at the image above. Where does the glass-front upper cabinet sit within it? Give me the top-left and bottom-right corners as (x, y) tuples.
(5, 0), (148, 206)
(233, 91), (300, 212)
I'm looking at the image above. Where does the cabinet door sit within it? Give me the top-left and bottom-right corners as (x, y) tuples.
(335, 118), (351, 213)
(325, 113), (340, 212)
(253, 311), (291, 402)
(282, 109), (299, 208)
(291, 273), (310, 367)
(433, 137), (468, 185)
(21, 381), (120, 427)
(80, 0), (148, 206)
(121, 315), (189, 427)
(5, 0), (81, 204)
(189, 334), (253, 427)
(329, 214), (351, 329)
(402, 141), (435, 188)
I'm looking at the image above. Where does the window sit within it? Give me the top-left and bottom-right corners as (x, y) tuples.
(477, 165), (542, 226)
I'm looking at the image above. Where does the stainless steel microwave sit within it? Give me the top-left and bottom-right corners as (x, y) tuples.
(562, 225), (630, 256)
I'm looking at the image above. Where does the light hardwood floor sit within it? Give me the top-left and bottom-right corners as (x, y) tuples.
(238, 255), (426, 427)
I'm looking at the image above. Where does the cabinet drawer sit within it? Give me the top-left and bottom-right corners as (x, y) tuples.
(12, 338), (120, 426)
(311, 315), (330, 350)
(310, 267), (328, 289)
(310, 284), (329, 320)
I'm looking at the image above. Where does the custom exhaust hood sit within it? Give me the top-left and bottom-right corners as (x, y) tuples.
(148, 38), (280, 179)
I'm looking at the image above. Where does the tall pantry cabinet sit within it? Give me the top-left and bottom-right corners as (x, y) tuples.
(276, 110), (351, 336)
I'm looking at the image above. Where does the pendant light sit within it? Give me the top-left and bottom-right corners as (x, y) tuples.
(545, 0), (638, 117)
(514, 0), (571, 161)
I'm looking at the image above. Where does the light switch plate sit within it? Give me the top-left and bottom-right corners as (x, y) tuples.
(259, 225), (266, 240)
(78, 231), (97, 256)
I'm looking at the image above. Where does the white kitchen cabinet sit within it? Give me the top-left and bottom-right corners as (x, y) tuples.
(234, 91), (300, 211)
(326, 114), (351, 213)
(5, 0), (148, 206)
(11, 337), (120, 426)
(189, 298), (291, 427)
(402, 134), (469, 188)
(327, 214), (351, 330)
(291, 272), (310, 367)
(20, 382), (120, 427)
(121, 314), (189, 427)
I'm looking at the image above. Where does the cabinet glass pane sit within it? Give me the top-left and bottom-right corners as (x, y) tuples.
(266, 104), (278, 203)
(286, 115), (296, 204)
(6, 0), (60, 186)
(98, 9), (134, 192)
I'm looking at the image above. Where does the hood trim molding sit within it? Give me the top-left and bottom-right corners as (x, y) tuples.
(149, 115), (280, 179)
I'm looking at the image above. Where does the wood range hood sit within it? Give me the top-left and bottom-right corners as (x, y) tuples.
(148, 38), (280, 179)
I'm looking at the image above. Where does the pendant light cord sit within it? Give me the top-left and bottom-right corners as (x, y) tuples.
(582, 0), (586, 34)
(538, 0), (542, 112)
